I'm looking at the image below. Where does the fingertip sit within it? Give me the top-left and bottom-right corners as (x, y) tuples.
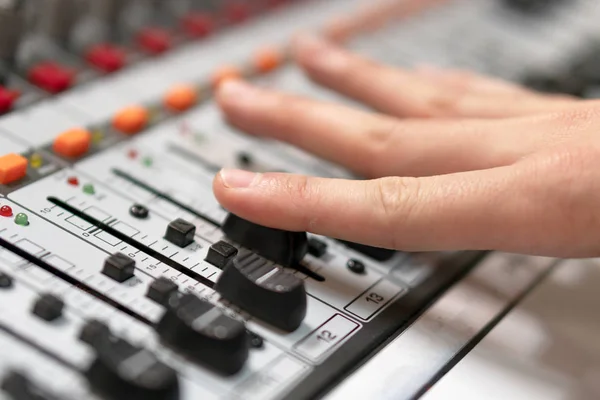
(213, 169), (261, 215)
(215, 79), (258, 112)
(212, 169), (228, 202)
(291, 32), (347, 74)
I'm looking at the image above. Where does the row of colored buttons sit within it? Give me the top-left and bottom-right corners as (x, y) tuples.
(48, 47), (283, 159)
(0, 1), (286, 114)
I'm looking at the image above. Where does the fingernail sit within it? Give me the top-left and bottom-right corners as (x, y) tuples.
(218, 79), (260, 105)
(219, 169), (260, 189)
(295, 33), (347, 71)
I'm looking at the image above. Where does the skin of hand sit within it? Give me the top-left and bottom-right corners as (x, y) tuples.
(212, 33), (600, 259)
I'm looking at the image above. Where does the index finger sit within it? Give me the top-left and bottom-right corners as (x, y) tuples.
(212, 164), (574, 256)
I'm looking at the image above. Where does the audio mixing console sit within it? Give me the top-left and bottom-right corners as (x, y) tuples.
(0, 0), (599, 399)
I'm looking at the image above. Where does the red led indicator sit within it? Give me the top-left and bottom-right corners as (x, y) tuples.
(127, 149), (138, 159)
(0, 87), (20, 114)
(67, 176), (79, 186)
(224, 2), (252, 24)
(137, 28), (172, 55)
(182, 13), (214, 38)
(0, 205), (13, 217)
(86, 43), (127, 73)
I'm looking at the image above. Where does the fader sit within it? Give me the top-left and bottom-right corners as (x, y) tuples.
(0, 0), (599, 399)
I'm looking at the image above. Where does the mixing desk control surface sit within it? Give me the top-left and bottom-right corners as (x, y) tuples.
(0, 0), (598, 399)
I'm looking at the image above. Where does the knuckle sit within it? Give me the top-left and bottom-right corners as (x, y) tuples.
(424, 86), (472, 117)
(530, 145), (595, 177)
(374, 177), (421, 248)
(548, 103), (600, 128)
(362, 121), (400, 177)
(524, 144), (599, 229)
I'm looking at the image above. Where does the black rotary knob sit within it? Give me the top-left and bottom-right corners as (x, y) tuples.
(80, 321), (179, 400)
(1, 371), (58, 400)
(214, 250), (307, 332)
(156, 293), (249, 376)
(221, 213), (308, 267)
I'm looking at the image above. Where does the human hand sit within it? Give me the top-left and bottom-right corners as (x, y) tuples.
(212, 34), (600, 259)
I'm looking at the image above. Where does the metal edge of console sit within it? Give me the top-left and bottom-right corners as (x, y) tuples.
(321, 254), (562, 400)
(284, 250), (488, 400)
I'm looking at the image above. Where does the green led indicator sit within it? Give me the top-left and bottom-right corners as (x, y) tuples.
(83, 183), (95, 195)
(142, 157), (153, 167)
(14, 213), (29, 226)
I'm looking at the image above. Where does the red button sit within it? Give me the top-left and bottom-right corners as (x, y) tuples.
(225, 2), (251, 24)
(28, 62), (75, 94)
(86, 43), (127, 73)
(0, 87), (20, 114)
(182, 13), (214, 38)
(137, 28), (172, 55)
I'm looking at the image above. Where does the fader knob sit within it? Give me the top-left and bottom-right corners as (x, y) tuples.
(214, 250), (307, 332)
(81, 321), (180, 400)
(222, 213), (308, 267)
(156, 293), (249, 376)
(1, 371), (58, 400)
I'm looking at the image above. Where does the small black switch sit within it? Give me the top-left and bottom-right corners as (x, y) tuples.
(147, 277), (179, 306)
(129, 204), (149, 219)
(32, 293), (64, 322)
(165, 218), (196, 247)
(237, 152), (254, 167)
(0, 272), (13, 289)
(307, 238), (328, 258)
(222, 213), (308, 267)
(205, 241), (238, 269)
(215, 250), (307, 332)
(102, 253), (135, 283)
(347, 259), (366, 275)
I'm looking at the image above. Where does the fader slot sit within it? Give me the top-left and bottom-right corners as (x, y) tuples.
(111, 168), (221, 228)
(48, 196), (216, 289)
(0, 236), (153, 326)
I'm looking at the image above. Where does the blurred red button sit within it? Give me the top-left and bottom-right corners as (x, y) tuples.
(28, 62), (74, 94)
(137, 28), (172, 55)
(86, 43), (126, 73)
(225, 2), (251, 23)
(0, 87), (20, 114)
(182, 13), (214, 38)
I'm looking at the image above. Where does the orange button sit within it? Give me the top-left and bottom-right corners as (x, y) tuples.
(254, 47), (283, 73)
(212, 66), (242, 89)
(53, 128), (92, 158)
(0, 153), (28, 185)
(113, 105), (149, 134)
(164, 84), (198, 112)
